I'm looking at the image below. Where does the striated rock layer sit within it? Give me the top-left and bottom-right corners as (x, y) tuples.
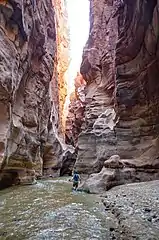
(53, 0), (70, 136)
(65, 73), (86, 147)
(75, 0), (159, 190)
(0, 0), (69, 188)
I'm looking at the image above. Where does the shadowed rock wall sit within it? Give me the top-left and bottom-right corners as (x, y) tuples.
(76, 0), (159, 191)
(0, 0), (69, 188)
(65, 73), (86, 147)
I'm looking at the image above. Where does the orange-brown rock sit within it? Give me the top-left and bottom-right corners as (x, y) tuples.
(0, 0), (69, 188)
(65, 73), (86, 146)
(53, 0), (70, 136)
(75, 0), (159, 191)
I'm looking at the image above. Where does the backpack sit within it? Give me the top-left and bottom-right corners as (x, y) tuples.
(73, 173), (79, 182)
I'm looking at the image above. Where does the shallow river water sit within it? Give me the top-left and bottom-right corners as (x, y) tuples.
(0, 178), (110, 240)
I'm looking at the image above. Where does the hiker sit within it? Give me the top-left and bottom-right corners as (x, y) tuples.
(72, 170), (80, 190)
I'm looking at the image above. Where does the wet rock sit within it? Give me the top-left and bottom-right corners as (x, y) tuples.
(105, 207), (110, 211)
(111, 236), (116, 240)
(110, 227), (115, 232)
(147, 217), (152, 222)
(144, 208), (152, 213)
(152, 214), (157, 219)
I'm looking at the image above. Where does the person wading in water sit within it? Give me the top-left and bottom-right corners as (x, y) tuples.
(72, 170), (80, 191)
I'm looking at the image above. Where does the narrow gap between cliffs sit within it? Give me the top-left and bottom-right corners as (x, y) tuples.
(64, 0), (90, 146)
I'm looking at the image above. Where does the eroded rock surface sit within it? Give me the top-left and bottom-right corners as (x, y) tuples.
(60, 145), (76, 176)
(65, 73), (86, 146)
(0, 0), (68, 188)
(53, 0), (70, 136)
(75, 0), (159, 188)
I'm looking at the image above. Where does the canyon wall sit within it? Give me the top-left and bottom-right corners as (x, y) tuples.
(53, 0), (70, 136)
(76, 0), (159, 191)
(0, 0), (69, 188)
(65, 73), (86, 147)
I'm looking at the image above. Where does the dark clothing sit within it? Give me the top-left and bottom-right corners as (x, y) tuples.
(73, 181), (78, 188)
(72, 173), (80, 190)
(73, 173), (79, 182)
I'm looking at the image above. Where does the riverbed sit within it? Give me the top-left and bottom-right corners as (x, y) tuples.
(0, 178), (113, 240)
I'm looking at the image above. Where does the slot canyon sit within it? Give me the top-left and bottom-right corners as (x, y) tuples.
(0, 0), (159, 239)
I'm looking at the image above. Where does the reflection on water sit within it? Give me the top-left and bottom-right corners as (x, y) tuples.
(0, 178), (109, 240)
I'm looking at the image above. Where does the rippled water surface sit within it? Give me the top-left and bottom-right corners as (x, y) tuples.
(0, 178), (109, 239)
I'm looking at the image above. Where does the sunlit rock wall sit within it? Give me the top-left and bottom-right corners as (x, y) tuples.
(76, 0), (159, 189)
(0, 0), (69, 188)
(41, 0), (71, 177)
(53, 0), (70, 136)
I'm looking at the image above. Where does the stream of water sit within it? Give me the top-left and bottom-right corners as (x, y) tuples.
(0, 178), (111, 240)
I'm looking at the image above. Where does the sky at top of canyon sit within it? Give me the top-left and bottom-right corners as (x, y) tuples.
(66, 0), (90, 93)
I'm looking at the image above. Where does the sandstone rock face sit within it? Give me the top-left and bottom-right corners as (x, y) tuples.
(76, 0), (159, 188)
(0, 0), (68, 188)
(53, 0), (70, 136)
(60, 145), (76, 176)
(81, 154), (159, 193)
(65, 73), (86, 146)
